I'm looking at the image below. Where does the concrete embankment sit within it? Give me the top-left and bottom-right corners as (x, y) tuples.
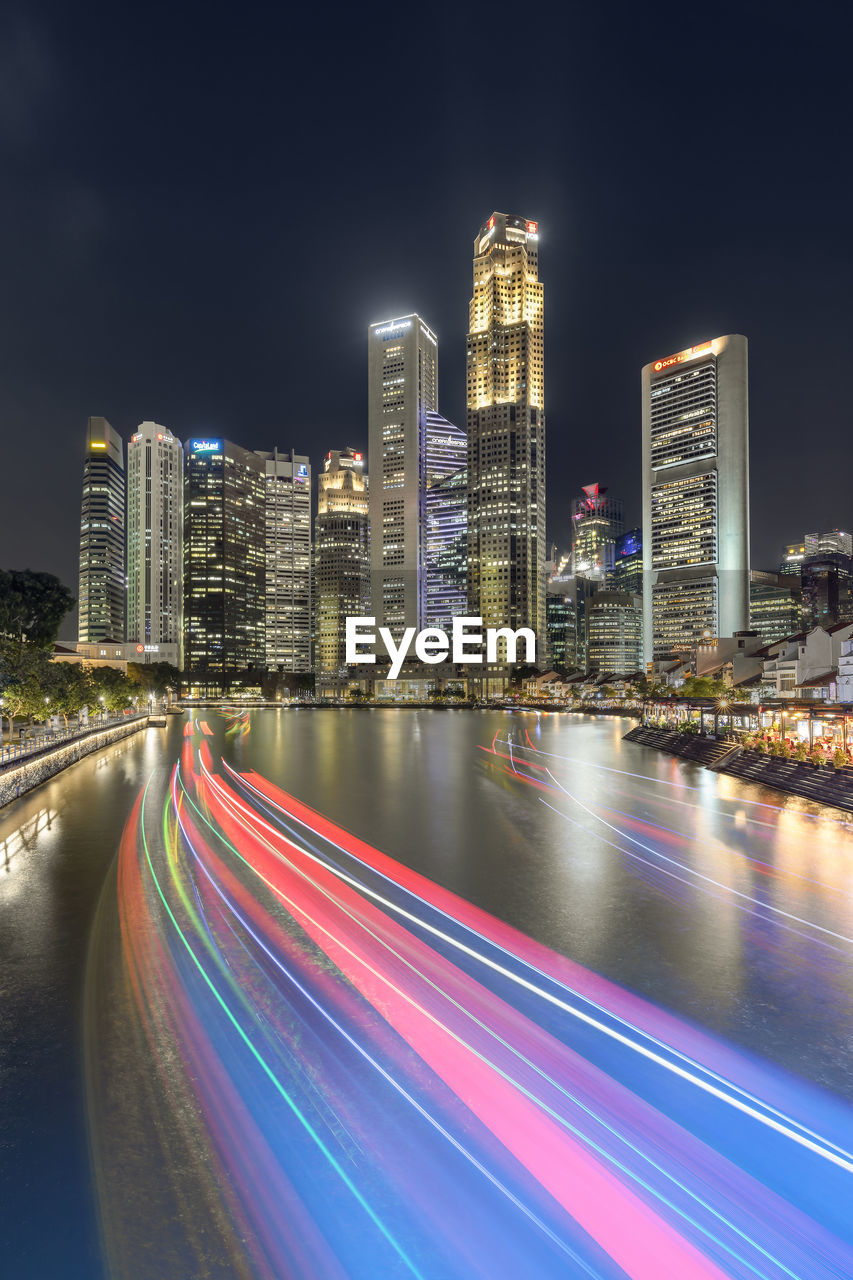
(0, 717), (152, 809)
(624, 725), (853, 814)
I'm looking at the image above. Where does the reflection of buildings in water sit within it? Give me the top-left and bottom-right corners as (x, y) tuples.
(0, 807), (59, 876)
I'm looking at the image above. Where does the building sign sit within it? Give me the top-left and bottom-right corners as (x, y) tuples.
(296, 464), (309, 480)
(374, 320), (411, 338)
(653, 341), (713, 373)
(191, 439), (222, 453)
(526, 221), (538, 234)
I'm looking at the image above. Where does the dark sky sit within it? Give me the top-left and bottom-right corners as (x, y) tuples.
(2, 1), (850, 636)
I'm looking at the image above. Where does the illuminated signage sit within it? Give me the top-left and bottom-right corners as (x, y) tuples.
(135, 644), (144, 653)
(488, 215), (495, 229)
(191, 439), (222, 453)
(374, 320), (411, 338)
(90, 441), (107, 449)
(652, 341), (713, 373)
(354, 452), (363, 462)
(296, 464), (308, 479)
(526, 221), (538, 234)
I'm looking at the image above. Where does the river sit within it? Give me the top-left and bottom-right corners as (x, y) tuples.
(2, 710), (853, 1278)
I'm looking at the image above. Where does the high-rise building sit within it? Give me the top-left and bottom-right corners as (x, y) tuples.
(315, 448), (369, 692)
(571, 484), (624, 579)
(424, 410), (467, 629)
(609, 528), (643, 596)
(805, 529), (853, 558)
(466, 212), (546, 654)
(78, 416), (126, 643)
(779, 541), (806, 576)
(126, 421), (183, 667)
(255, 449), (312, 673)
(801, 553), (853, 629)
(183, 437), (266, 694)
(642, 335), (749, 663)
(586, 591), (643, 676)
(749, 569), (802, 644)
(368, 316), (465, 638)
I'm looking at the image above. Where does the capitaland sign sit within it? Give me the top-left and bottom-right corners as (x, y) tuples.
(191, 438), (222, 453)
(652, 340), (713, 373)
(345, 616), (536, 680)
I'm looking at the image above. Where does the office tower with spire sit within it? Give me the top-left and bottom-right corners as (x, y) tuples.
(466, 212), (546, 654)
(571, 483), (624, 580)
(78, 416), (126, 643)
(642, 335), (750, 663)
(127, 421), (183, 666)
(368, 315), (465, 639)
(315, 448), (370, 692)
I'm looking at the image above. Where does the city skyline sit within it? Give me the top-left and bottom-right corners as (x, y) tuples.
(2, 6), (850, 620)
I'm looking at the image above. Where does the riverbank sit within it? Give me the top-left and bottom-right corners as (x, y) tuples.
(0, 715), (153, 809)
(624, 725), (853, 814)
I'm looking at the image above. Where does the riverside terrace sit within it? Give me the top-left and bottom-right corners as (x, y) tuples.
(640, 697), (853, 758)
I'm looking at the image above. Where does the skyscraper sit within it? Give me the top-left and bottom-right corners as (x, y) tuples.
(424, 464), (467, 630)
(127, 421), (183, 666)
(256, 449), (312, 673)
(466, 212), (546, 653)
(78, 416), (126, 643)
(368, 315), (466, 638)
(642, 335), (749, 663)
(315, 448), (369, 692)
(571, 484), (624, 580)
(183, 437), (266, 694)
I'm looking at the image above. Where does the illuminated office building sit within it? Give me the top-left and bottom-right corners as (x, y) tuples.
(749, 570), (802, 644)
(805, 529), (853, 557)
(255, 449), (312, 673)
(127, 421), (183, 667)
(572, 483), (623, 580)
(609, 528), (643, 596)
(642, 335), (749, 662)
(183, 437), (266, 693)
(779, 541), (806, 576)
(586, 591), (643, 676)
(466, 212), (546, 651)
(425, 465), (467, 629)
(315, 448), (369, 690)
(78, 416), (126, 643)
(801, 553), (853, 629)
(368, 317), (465, 637)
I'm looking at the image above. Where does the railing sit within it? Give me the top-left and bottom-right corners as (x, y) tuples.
(0, 712), (149, 769)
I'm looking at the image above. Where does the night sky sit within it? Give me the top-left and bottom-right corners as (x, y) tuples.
(2, 2), (850, 637)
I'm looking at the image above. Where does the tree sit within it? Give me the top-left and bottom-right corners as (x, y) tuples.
(44, 663), (92, 729)
(127, 661), (182, 700)
(0, 647), (52, 738)
(89, 666), (136, 713)
(681, 675), (730, 698)
(0, 569), (75, 676)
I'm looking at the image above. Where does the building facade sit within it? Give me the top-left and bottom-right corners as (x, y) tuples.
(423, 412), (467, 629)
(315, 448), (369, 692)
(609, 527), (643, 595)
(571, 484), (623, 580)
(256, 449), (312, 673)
(368, 314), (438, 638)
(586, 591), (643, 676)
(183, 437), (266, 693)
(466, 212), (546, 654)
(78, 416), (126, 643)
(126, 421), (183, 667)
(749, 569), (802, 644)
(642, 335), (750, 664)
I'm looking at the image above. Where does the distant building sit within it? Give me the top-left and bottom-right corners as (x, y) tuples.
(315, 448), (369, 692)
(801, 552), (853, 629)
(749, 569), (802, 644)
(78, 416), (126, 643)
(609, 527), (643, 596)
(183, 437), (266, 694)
(256, 449), (312, 673)
(127, 421), (183, 668)
(642, 335), (750, 663)
(546, 587), (577, 671)
(571, 484), (623, 580)
(425, 463), (467, 630)
(586, 591), (643, 676)
(466, 212), (546, 654)
(805, 529), (853, 558)
(779, 541), (806, 576)
(368, 314), (439, 638)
